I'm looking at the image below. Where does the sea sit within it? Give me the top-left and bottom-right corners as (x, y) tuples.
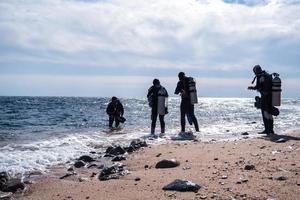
(0, 96), (299, 176)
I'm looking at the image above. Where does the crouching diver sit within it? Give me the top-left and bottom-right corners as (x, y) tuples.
(147, 79), (169, 136)
(106, 96), (124, 128)
(248, 65), (275, 135)
(174, 72), (199, 132)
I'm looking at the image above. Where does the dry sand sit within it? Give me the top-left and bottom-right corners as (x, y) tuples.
(21, 130), (300, 200)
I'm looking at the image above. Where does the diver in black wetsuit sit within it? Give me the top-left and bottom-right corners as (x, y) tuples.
(147, 79), (168, 135)
(174, 72), (199, 132)
(106, 96), (124, 128)
(248, 65), (274, 134)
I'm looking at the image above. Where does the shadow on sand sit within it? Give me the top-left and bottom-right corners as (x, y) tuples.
(260, 133), (300, 143)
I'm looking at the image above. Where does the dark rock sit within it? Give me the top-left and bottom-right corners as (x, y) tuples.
(162, 179), (201, 192)
(130, 139), (147, 149)
(98, 163), (125, 181)
(90, 172), (97, 178)
(244, 165), (255, 170)
(90, 151), (96, 154)
(275, 138), (287, 143)
(124, 146), (135, 153)
(78, 155), (95, 163)
(276, 176), (287, 181)
(134, 177), (141, 181)
(106, 146), (126, 156)
(155, 159), (180, 169)
(241, 132), (249, 136)
(156, 153), (162, 157)
(112, 155), (126, 162)
(0, 172), (9, 191)
(144, 165), (149, 169)
(74, 161), (85, 168)
(1, 178), (25, 193)
(214, 158), (218, 161)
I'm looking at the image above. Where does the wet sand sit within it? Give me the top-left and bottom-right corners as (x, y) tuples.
(21, 130), (300, 200)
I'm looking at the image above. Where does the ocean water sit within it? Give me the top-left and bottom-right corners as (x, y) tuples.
(0, 96), (299, 176)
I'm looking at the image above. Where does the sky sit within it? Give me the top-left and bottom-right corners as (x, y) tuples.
(0, 0), (299, 98)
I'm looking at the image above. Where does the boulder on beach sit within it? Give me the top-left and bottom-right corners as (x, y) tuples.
(98, 163), (125, 181)
(163, 179), (201, 192)
(78, 155), (95, 163)
(1, 178), (25, 193)
(0, 172), (9, 191)
(155, 159), (180, 169)
(105, 146), (126, 156)
(130, 139), (147, 149)
(74, 161), (85, 168)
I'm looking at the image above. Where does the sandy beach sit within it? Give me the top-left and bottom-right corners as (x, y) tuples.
(20, 130), (300, 200)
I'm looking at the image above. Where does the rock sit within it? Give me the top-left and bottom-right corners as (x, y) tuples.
(221, 175), (228, 179)
(112, 155), (126, 162)
(78, 155), (95, 163)
(156, 153), (162, 157)
(144, 165), (149, 169)
(241, 132), (249, 136)
(275, 138), (287, 143)
(214, 158), (218, 161)
(74, 161), (85, 168)
(134, 177), (141, 181)
(0, 191), (12, 200)
(1, 178), (25, 193)
(244, 165), (255, 170)
(124, 146), (135, 153)
(162, 179), (201, 192)
(297, 181), (300, 186)
(105, 146), (126, 156)
(0, 172), (9, 191)
(275, 176), (287, 181)
(98, 163), (125, 181)
(155, 159), (180, 169)
(130, 139), (147, 150)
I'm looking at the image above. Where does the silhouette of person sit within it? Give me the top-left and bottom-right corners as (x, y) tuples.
(248, 65), (274, 134)
(174, 72), (199, 132)
(147, 79), (168, 135)
(106, 96), (124, 128)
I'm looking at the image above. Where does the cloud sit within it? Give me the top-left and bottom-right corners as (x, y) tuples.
(0, 0), (299, 97)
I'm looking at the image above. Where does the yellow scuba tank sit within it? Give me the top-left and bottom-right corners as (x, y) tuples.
(272, 73), (281, 106)
(188, 77), (198, 104)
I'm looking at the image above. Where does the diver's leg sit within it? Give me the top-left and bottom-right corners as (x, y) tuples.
(109, 116), (114, 128)
(151, 109), (158, 135)
(159, 115), (165, 133)
(180, 102), (186, 132)
(189, 104), (199, 132)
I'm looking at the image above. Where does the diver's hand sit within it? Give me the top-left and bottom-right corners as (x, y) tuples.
(248, 86), (255, 90)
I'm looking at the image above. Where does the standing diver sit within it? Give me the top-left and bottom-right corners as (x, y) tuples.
(248, 65), (275, 135)
(147, 79), (169, 136)
(106, 96), (124, 128)
(175, 72), (199, 133)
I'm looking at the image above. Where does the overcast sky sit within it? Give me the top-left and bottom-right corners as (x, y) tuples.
(0, 0), (299, 98)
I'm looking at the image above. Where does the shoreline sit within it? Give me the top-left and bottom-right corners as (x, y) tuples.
(13, 129), (300, 200)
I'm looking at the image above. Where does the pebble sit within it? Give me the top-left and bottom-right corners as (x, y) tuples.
(134, 177), (141, 181)
(244, 165), (255, 170)
(276, 176), (287, 181)
(221, 175), (228, 179)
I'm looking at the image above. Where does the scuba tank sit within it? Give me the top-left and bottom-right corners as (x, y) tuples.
(272, 73), (281, 106)
(157, 87), (168, 115)
(188, 77), (198, 104)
